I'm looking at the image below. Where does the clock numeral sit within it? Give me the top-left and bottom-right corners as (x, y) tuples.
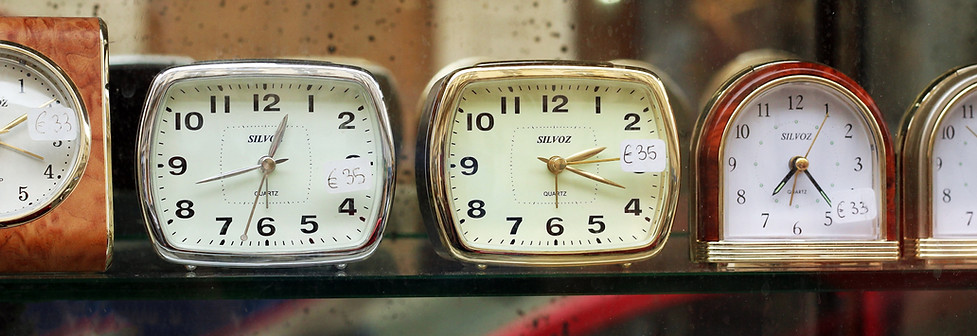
(964, 104), (974, 119)
(594, 96), (601, 114)
(338, 111), (355, 129)
(460, 156), (478, 175)
(624, 113), (640, 131)
(942, 125), (956, 140)
(757, 103), (770, 117)
(253, 93), (281, 112)
(624, 198), (642, 216)
(761, 212), (770, 228)
(339, 198), (357, 216)
(736, 189), (747, 205)
(788, 94), (804, 110)
(52, 141), (62, 148)
(844, 123), (853, 139)
(542, 94), (568, 113)
(854, 157), (863, 172)
(168, 156), (187, 175)
(506, 216), (522, 235)
(18, 78), (24, 93)
(943, 188), (952, 203)
(300, 215), (319, 234)
(937, 157), (944, 170)
(43, 164), (53, 179)
(210, 95), (230, 113)
(175, 200), (195, 219)
(17, 186), (28, 201)
(308, 95), (315, 113)
(466, 113), (494, 131)
(257, 217), (276, 236)
(500, 96), (521, 114)
(792, 221), (802, 235)
(217, 217), (233, 235)
(735, 124), (750, 139)
(727, 157), (737, 172)
(174, 112), (203, 131)
(967, 211), (974, 226)
(587, 215), (605, 234)
(546, 217), (564, 236)
(823, 211), (833, 226)
(467, 199), (486, 218)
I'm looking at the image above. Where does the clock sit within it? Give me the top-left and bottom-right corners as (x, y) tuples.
(137, 60), (396, 268)
(0, 17), (112, 272)
(692, 55), (898, 264)
(417, 60), (682, 267)
(901, 64), (977, 262)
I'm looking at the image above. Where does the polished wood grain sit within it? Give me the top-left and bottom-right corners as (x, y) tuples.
(0, 17), (111, 272)
(694, 61), (897, 243)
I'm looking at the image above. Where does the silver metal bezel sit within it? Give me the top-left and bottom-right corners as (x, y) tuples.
(136, 60), (396, 267)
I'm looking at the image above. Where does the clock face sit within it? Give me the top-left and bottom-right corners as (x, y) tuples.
(929, 85), (977, 238)
(138, 63), (395, 266)
(423, 64), (680, 263)
(0, 42), (89, 226)
(721, 78), (885, 241)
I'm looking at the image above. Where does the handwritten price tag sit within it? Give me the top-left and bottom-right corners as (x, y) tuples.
(324, 157), (374, 194)
(28, 105), (78, 141)
(833, 188), (878, 224)
(620, 139), (666, 173)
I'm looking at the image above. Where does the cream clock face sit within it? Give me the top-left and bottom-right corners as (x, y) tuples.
(430, 67), (679, 257)
(930, 87), (977, 238)
(722, 79), (884, 241)
(0, 42), (88, 226)
(138, 62), (395, 265)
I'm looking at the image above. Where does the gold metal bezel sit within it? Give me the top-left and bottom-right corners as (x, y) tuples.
(0, 40), (91, 228)
(421, 61), (682, 266)
(705, 74), (896, 263)
(902, 64), (977, 260)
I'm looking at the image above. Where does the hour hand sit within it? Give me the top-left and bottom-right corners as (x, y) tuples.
(565, 166), (625, 189)
(771, 167), (798, 196)
(196, 157), (289, 184)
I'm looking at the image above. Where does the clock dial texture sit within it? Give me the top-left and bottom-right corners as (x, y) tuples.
(722, 79), (883, 240)
(139, 63), (395, 265)
(0, 42), (88, 226)
(420, 62), (681, 265)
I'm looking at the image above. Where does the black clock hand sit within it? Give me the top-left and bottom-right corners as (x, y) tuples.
(771, 166), (798, 196)
(803, 169), (832, 206)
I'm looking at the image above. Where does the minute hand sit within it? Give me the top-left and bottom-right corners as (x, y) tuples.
(565, 166), (625, 189)
(196, 158), (289, 184)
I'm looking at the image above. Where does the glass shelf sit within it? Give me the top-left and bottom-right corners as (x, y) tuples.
(2, 227), (973, 301)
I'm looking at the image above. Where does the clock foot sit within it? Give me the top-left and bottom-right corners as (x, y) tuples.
(335, 263), (348, 270)
(476, 264), (488, 270)
(185, 265), (197, 272)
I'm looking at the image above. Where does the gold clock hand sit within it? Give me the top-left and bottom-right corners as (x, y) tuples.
(0, 140), (43, 160)
(566, 157), (620, 165)
(195, 157), (288, 184)
(565, 147), (606, 162)
(266, 114), (288, 209)
(538, 156), (566, 208)
(565, 166), (625, 189)
(0, 114), (26, 134)
(789, 110), (830, 206)
(967, 125), (977, 139)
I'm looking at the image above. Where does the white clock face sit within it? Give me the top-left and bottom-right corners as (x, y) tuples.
(143, 72), (392, 256)
(0, 45), (87, 225)
(439, 74), (677, 255)
(931, 88), (977, 238)
(722, 79), (884, 240)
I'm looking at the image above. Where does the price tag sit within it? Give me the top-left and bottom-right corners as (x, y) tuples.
(27, 105), (78, 141)
(833, 188), (878, 224)
(620, 139), (666, 173)
(324, 157), (374, 193)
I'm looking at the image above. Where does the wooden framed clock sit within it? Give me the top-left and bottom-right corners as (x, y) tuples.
(0, 17), (112, 272)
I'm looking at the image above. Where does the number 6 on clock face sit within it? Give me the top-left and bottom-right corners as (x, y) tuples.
(417, 60), (683, 267)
